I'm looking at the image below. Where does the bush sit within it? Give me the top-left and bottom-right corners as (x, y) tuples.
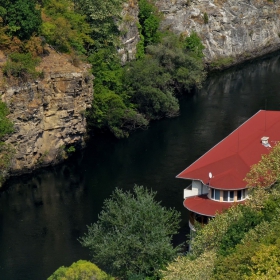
(0, 101), (13, 140)
(47, 260), (114, 280)
(3, 52), (41, 79)
(41, 0), (94, 54)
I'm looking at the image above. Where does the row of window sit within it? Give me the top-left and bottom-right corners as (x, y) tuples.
(210, 189), (246, 201)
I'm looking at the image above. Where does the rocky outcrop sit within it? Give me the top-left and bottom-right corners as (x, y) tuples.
(156, 0), (280, 64)
(1, 48), (93, 174)
(119, 0), (141, 64)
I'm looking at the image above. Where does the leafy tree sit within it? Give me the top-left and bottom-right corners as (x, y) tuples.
(218, 206), (263, 256)
(0, 0), (41, 40)
(146, 34), (206, 93)
(73, 0), (124, 49)
(185, 31), (205, 59)
(245, 142), (280, 188)
(162, 250), (216, 280)
(138, 0), (162, 47)
(86, 48), (148, 138)
(41, 0), (94, 53)
(79, 185), (181, 279)
(47, 260), (114, 280)
(124, 57), (179, 119)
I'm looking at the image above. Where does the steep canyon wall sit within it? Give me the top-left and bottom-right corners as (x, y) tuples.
(1, 48), (93, 174)
(157, 0), (280, 63)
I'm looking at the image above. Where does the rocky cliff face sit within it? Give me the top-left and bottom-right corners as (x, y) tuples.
(119, 0), (141, 64)
(156, 0), (280, 63)
(1, 48), (93, 174)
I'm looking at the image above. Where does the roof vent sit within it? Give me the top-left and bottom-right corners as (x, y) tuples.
(261, 136), (271, 147)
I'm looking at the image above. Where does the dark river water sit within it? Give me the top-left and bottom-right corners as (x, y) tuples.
(1, 53), (280, 280)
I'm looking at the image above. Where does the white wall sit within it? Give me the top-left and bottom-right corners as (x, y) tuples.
(184, 180), (209, 199)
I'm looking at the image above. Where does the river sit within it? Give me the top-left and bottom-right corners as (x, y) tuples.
(1, 53), (280, 279)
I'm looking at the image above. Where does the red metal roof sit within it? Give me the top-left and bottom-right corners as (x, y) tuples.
(177, 110), (280, 190)
(183, 195), (243, 216)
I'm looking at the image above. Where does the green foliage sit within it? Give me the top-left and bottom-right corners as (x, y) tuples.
(3, 52), (41, 79)
(203, 12), (209, 24)
(0, 0), (41, 40)
(162, 250), (217, 280)
(124, 57), (179, 119)
(0, 101), (13, 139)
(0, 101), (14, 186)
(79, 185), (181, 279)
(42, 0), (94, 53)
(245, 142), (280, 188)
(146, 34), (206, 92)
(89, 91), (148, 138)
(209, 56), (234, 70)
(218, 206), (263, 256)
(47, 260), (114, 280)
(190, 205), (244, 257)
(138, 0), (162, 47)
(87, 48), (148, 137)
(73, 0), (124, 49)
(0, 142), (15, 186)
(184, 31), (205, 59)
(66, 145), (76, 154)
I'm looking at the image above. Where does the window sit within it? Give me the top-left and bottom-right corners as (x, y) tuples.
(211, 189), (220, 200)
(223, 191), (228, 201)
(230, 191), (234, 201)
(223, 191), (234, 202)
(237, 189), (246, 201)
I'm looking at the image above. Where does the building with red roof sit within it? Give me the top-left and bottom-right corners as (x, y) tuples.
(176, 110), (280, 231)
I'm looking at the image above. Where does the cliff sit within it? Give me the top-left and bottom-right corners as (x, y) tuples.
(0, 47), (93, 174)
(156, 0), (280, 64)
(119, 0), (141, 64)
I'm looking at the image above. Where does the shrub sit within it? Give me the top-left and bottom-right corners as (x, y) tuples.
(47, 260), (114, 280)
(3, 52), (41, 80)
(203, 12), (209, 24)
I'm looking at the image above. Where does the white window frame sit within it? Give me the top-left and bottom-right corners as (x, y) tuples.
(223, 190), (234, 202)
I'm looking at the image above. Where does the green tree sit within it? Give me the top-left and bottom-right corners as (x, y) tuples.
(79, 185), (181, 279)
(218, 206), (263, 256)
(124, 57), (179, 120)
(47, 260), (114, 280)
(162, 250), (216, 280)
(245, 142), (280, 188)
(138, 0), (162, 47)
(86, 48), (148, 138)
(41, 0), (94, 54)
(73, 0), (123, 48)
(0, 0), (41, 40)
(146, 34), (206, 93)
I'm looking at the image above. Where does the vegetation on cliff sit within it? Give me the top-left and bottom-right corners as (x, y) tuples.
(0, 101), (14, 185)
(0, 0), (206, 138)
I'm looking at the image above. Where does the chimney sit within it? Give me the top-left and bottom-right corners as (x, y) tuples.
(261, 136), (271, 147)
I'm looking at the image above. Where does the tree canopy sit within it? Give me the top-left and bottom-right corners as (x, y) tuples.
(79, 185), (181, 279)
(47, 260), (114, 280)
